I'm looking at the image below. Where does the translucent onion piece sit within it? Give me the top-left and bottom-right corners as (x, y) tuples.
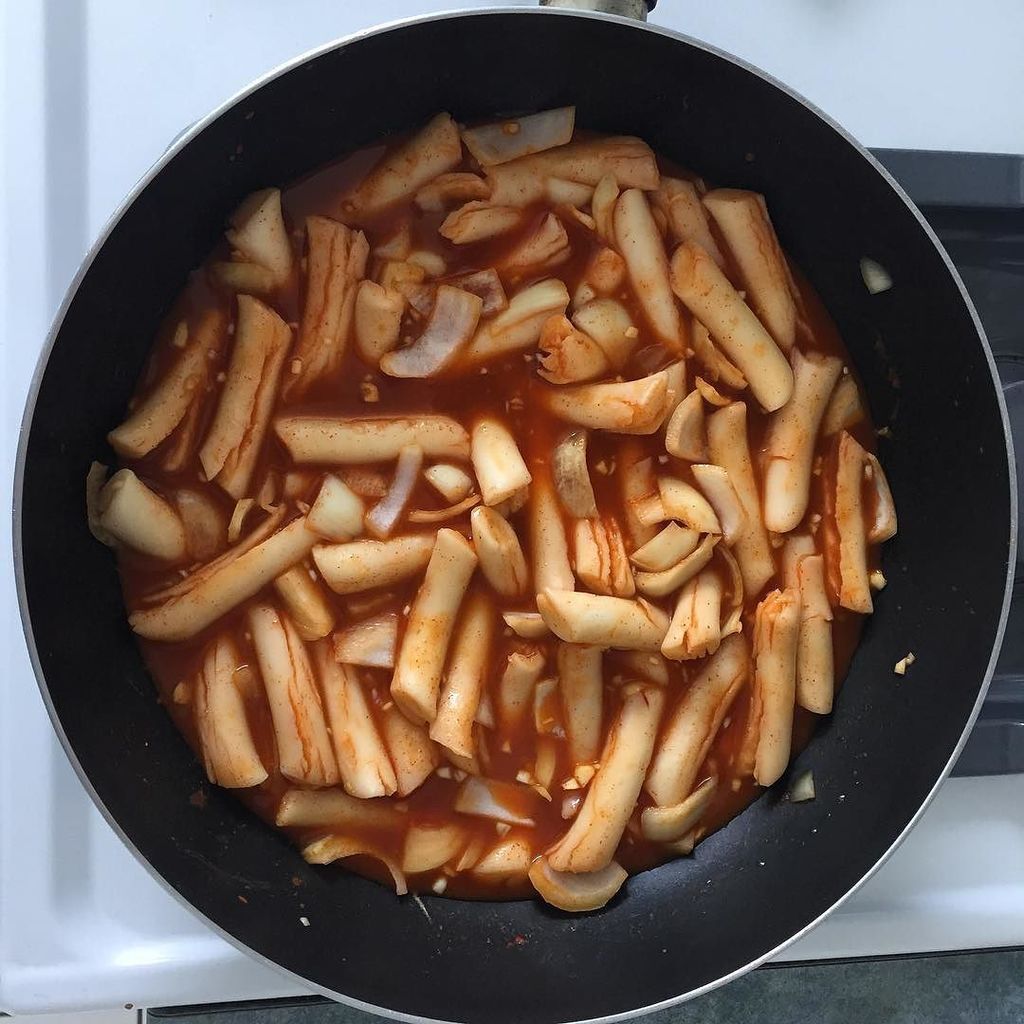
(530, 857), (627, 913)
(332, 613), (398, 669)
(402, 822), (469, 874)
(641, 776), (717, 842)
(381, 285), (482, 378)
(365, 444), (424, 539)
(462, 107), (576, 166)
(444, 268), (508, 316)
(464, 278), (570, 365)
(301, 836), (408, 896)
(665, 390), (708, 462)
(454, 775), (539, 827)
(472, 836), (533, 881)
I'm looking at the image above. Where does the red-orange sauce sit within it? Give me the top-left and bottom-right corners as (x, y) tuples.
(113, 125), (880, 901)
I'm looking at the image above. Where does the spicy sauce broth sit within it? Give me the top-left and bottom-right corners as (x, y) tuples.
(116, 126), (878, 900)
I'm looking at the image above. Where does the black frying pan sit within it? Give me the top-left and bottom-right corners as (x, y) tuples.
(14, 8), (1015, 1023)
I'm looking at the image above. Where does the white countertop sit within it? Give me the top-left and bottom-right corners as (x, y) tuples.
(2, 0), (1023, 1015)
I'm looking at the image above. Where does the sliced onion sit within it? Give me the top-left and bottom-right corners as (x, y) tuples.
(332, 612), (398, 669)
(454, 775), (538, 826)
(462, 107), (576, 167)
(864, 453), (898, 542)
(665, 390), (707, 462)
(552, 430), (598, 518)
(718, 544), (744, 637)
(401, 822), (468, 874)
(444, 268), (508, 315)
(301, 835), (407, 895)
(364, 445), (424, 539)
(227, 497), (255, 544)
(408, 494), (480, 524)
(472, 835), (532, 881)
(529, 856), (627, 912)
(691, 464), (746, 545)
(641, 776), (718, 842)
(381, 286), (482, 378)
(695, 376), (731, 408)
(788, 769), (816, 803)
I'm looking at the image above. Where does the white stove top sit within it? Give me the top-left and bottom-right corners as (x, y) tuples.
(3, 0), (1024, 1014)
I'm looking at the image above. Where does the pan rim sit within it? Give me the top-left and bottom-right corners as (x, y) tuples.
(12, 6), (1017, 1023)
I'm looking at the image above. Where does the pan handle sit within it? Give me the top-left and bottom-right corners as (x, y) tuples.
(539, 0), (656, 21)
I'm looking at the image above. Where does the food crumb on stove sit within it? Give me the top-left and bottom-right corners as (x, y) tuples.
(189, 788), (207, 809)
(894, 652), (916, 675)
(870, 569), (887, 591)
(238, 895), (248, 904)
(291, 875), (303, 887)
(877, 425), (893, 439)
(299, 916), (310, 927)
(432, 877), (448, 894)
